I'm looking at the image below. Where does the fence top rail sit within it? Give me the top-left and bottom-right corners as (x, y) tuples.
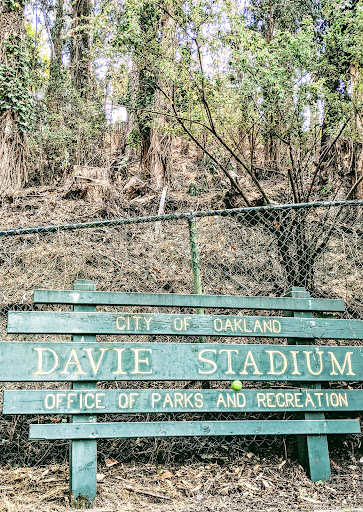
(0, 200), (362, 237)
(33, 289), (345, 312)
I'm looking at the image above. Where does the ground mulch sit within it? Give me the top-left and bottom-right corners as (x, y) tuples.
(0, 451), (362, 512)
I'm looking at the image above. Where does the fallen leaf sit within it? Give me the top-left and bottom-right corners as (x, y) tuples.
(97, 473), (105, 482)
(160, 471), (174, 479)
(190, 484), (203, 493)
(301, 497), (321, 504)
(261, 479), (273, 489)
(105, 458), (119, 468)
(253, 464), (260, 474)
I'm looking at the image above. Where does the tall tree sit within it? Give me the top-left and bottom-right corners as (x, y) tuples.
(70, 0), (93, 95)
(0, 0), (33, 193)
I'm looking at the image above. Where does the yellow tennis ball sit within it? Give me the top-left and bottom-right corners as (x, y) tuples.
(231, 380), (242, 390)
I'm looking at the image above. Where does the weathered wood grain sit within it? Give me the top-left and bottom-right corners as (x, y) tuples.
(4, 388), (362, 414)
(29, 419), (361, 440)
(7, 312), (363, 339)
(33, 290), (345, 312)
(69, 280), (97, 504)
(0, 342), (361, 381)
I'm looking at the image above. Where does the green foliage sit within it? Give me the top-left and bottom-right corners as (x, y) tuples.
(0, 34), (34, 132)
(2, 0), (26, 12)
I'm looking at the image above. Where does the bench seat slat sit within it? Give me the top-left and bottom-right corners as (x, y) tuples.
(29, 419), (361, 440)
(33, 290), (345, 312)
(8, 311), (363, 340)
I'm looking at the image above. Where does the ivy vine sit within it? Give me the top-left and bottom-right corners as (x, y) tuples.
(0, 33), (34, 132)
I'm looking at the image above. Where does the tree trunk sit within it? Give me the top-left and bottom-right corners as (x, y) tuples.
(0, 0), (29, 194)
(149, 6), (175, 190)
(48, 0), (65, 101)
(350, 64), (363, 199)
(70, 0), (92, 95)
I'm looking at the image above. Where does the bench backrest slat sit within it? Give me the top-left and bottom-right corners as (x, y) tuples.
(0, 341), (361, 381)
(4, 388), (363, 414)
(33, 290), (345, 312)
(7, 311), (363, 340)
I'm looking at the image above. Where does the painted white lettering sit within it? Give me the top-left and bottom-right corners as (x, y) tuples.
(33, 348), (59, 375)
(304, 350), (324, 376)
(60, 349), (87, 375)
(243, 319), (253, 333)
(315, 392), (323, 407)
(198, 349), (217, 375)
(152, 393), (162, 408)
(339, 393), (348, 407)
(131, 348), (153, 375)
(214, 319), (223, 332)
(257, 393), (266, 407)
(118, 393), (128, 409)
(226, 394), (237, 407)
(236, 393), (246, 408)
(194, 393), (204, 408)
(83, 348), (108, 375)
(266, 350), (287, 375)
(112, 348), (126, 375)
(266, 393), (276, 408)
(272, 320), (281, 333)
(95, 393), (106, 409)
(290, 351), (302, 375)
(239, 350), (263, 375)
(84, 393), (95, 409)
(216, 393), (227, 408)
(44, 394), (56, 410)
(254, 319), (263, 332)
(67, 392), (77, 409)
(328, 351), (355, 376)
(294, 393), (304, 408)
(56, 393), (66, 408)
(174, 317), (183, 331)
(219, 349), (238, 375)
(116, 316), (125, 330)
(144, 317), (152, 330)
(276, 393), (285, 408)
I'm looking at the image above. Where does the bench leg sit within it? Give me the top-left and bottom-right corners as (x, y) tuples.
(286, 287), (331, 482)
(70, 432), (97, 505)
(70, 280), (98, 506)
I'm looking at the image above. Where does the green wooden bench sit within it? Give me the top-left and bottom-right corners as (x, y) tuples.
(3, 280), (363, 506)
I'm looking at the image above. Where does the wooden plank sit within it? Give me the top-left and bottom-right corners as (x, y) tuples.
(0, 342), (361, 382)
(69, 280), (97, 505)
(7, 312), (363, 339)
(286, 287), (331, 482)
(33, 290), (345, 312)
(5, 388), (362, 414)
(29, 419), (361, 440)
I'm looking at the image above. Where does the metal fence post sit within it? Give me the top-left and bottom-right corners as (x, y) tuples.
(188, 213), (204, 314)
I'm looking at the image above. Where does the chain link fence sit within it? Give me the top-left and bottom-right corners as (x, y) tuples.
(0, 200), (362, 465)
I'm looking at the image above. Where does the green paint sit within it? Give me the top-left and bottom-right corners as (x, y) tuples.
(33, 289), (345, 311)
(286, 287), (331, 482)
(29, 419), (361, 440)
(69, 280), (97, 505)
(0, 342), (361, 382)
(4, 388), (362, 414)
(8, 312), (363, 339)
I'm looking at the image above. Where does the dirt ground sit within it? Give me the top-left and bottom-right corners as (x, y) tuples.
(0, 450), (362, 512)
